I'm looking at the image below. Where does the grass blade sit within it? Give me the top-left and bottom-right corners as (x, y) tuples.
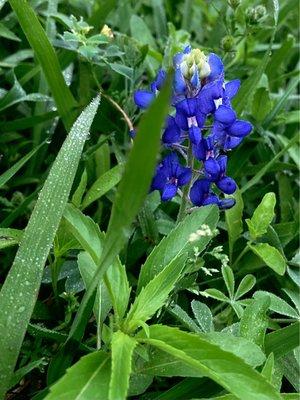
(8, 0), (78, 129)
(0, 96), (100, 399)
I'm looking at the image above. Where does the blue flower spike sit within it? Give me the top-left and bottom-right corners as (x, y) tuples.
(133, 44), (253, 210)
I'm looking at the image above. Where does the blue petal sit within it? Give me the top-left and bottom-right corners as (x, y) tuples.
(154, 69), (167, 90)
(217, 155), (227, 174)
(203, 194), (220, 206)
(225, 79), (240, 99)
(161, 152), (179, 174)
(162, 116), (181, 144)
(216, 176), (237, 194)
(208, 53), (224, 81)
(214, 105), (236, 125)
(129, 129), (136, 138)
(190, 179), (210, 206)
(212, 122), (226, 144)
(177, 167), (192, 186)
(218, 198), (236, 209)
(189, 125), (201, 145)
(134, 90), (155, 109)
(196, 110), (206, 128)
(174, 68), (186, 94)
(229, 120), (252, 137)
(175, 98), (197, 117)
(223, 135), (244, 150)
(161, 183), (177, 201)
(175, 109), (188, 131)
(192, 141), (206, 161)
(151, 170), (167, 191)
(183, 45), (192, 54)
(204, 157), (221, 181)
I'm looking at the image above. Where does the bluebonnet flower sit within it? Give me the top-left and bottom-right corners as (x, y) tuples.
(133, 44), (253, 210)
(151, 153), (192, 201)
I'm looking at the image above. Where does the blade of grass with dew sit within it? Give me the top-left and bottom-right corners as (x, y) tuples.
(8, 0), (78, 130)
(0, 96), (100, 399)
(0, 142), (45, 188)
(66, 73), (172, 351)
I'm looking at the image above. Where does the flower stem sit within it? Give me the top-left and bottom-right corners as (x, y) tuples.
(176, 144), (194, 224)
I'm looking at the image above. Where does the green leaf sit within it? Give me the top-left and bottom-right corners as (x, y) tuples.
(81, 164), (124, 210)
(109, 331), (137, 400)
(249, 243), (286, 275)
(138, 205), (219, 291)
(254, 291), (298, 318)
(222, 266), (235, 299)
(124, 254), (186, 332)
(225, 189), (244, 259)
(169, 304), (201, 333)
(139, 325), (281, 400)
(0, 96), (100, 398)
(0, 22), (20, 41)
(0, 228), (23, 250)
(201, 288), (229, 302)
(265, 323), (300, 359)
(8, 0), (77, 129)
(191, 300), (214, 332)
(9, 358), (46, 390)
(266, 34), (295, 80)
(130, 15), (157, 50)
(45, 351), (110, 400)
(252, 88), (272, 122)
(0, 142), (45, 189)
(72, 169), (88, 208)
(64, 74), (172, 349)
(246, 192), (276, 239)
(64, 204), (130, 321)
(234, 275), (256, 300)
(240, 296), (270, 347)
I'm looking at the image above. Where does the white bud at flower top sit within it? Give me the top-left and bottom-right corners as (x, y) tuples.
(180, 48), (211, 80)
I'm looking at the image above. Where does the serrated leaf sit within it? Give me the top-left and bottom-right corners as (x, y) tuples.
(0, 96), (100, 397)
(201, 288), (229, 302)
(169, 304), (201, 333)
(254, 291), (298, 318)
(249, 243), (286, 275)
(109, 331), (137, 400)
(45, 351), (110, 400)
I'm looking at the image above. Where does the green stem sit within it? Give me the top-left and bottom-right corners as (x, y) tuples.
(232, 242), (251, 269)
(176, 144), (193, 224)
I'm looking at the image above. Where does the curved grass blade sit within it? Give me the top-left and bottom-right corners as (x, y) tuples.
(8, 0), (78, 129)
(0, 96), (100, 399)
(0, 142), (45, 188)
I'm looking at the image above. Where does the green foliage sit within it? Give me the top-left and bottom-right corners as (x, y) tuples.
(0, 0), (299, 399)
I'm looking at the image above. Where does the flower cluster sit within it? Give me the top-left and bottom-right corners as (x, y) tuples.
(134, 45), (252, 210)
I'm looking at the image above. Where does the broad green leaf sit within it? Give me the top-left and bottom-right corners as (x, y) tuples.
(265, 323), (300, 359)
(191, 300), (214, 332)
(124, 254), (186, 332)
(89, 0), (116, 29)
(261, 353), (274, 382)
(266, 34), (295, 80)
(0, 142), (45, 188)
(64, 204), (130, 321)
(65, 75), (172, 348)
(278, 350), (300, 392)
(130, 15), (157, 50)
(138, 205), (219, 291)
(225, 189), (244, 259)
(196, 394), (296, 400)
(245, 192), (276, 239)
(254, 291), (298, 318)
(45, 351), (110, 400)
(81, 164), (124, 210)
(234, 275), (256, 300)
(0, 96), (99, 398)
(222, 266), (235, 298)
(240, 296), (270, 347)
(139, 325), (281, 400)
(151, 0), (167, 38)
(109, 331), (137, 400)
(8, 0), (77, 129)
(0, 228), (23, 250)
(249, 243), (286, 275)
